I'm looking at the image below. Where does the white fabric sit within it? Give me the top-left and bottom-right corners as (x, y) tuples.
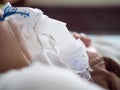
(89, 35), (120, 64)
(0, 63), (103, 90)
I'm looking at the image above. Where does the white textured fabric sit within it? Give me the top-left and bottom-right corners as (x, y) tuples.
(0, 63), (103, 90)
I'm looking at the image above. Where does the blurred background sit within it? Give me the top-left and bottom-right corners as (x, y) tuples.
(0, 0), (120, 34)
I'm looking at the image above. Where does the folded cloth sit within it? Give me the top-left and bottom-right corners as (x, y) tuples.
(90, 57), (120, 90)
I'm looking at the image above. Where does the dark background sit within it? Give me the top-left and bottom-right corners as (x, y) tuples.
(8, 0), (120, 35)
(37, 7), (120, 35)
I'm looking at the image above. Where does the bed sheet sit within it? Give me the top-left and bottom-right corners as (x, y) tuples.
(89, 35), (120, 64)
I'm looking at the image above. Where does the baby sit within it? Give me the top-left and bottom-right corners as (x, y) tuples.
(0, 3), (120, 90)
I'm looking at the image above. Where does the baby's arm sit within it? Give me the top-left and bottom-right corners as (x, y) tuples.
(0, 11), (29, 73)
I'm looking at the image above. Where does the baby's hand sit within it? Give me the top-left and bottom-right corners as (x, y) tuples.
(72, 32), (101, 60)
(72, 32), (91, 47)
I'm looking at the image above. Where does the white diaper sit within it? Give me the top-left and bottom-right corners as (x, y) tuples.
(0, 2), (91, 80)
